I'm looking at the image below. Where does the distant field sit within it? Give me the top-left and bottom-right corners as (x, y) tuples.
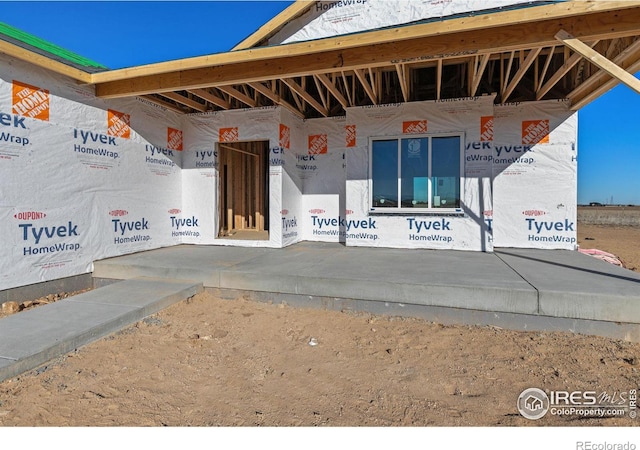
(577, 206), (640, 226)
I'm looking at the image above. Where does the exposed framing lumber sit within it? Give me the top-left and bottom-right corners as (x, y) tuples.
(140, 95), (188, 114)
(536, 42), (598, 100)
(219, 143), (259, 157)
(188, 88), (230, 109)
(247, 81), (304, 118)
(501, 47), (542, 102)
(469, 53), (490, 97)
(436, 59), (442, 100)
(0, 39), (93, 83)
(569, 48), (640, 110)
(159, 91), (207, 112)
(282, 77), (328, 116)
(313, 75), (329, 111)
(92, 2), (640, 87)
(94, 7), (640, 99)
(315, 73), (349, 108)
(395, 64), (410, 102)
(354, 68), (377, 104)
(232, 0), (312, 50)
(556, 30), (640, 96)
(217, 85), (257, 108)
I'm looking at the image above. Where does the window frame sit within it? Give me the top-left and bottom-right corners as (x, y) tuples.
(368, 132), (465, 215)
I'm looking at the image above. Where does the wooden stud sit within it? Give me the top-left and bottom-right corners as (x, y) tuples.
(217, 85), (257, 107)
(502, 47), (541, 102)
(556, 30), (640, 95)
(282, 77), (328, 116)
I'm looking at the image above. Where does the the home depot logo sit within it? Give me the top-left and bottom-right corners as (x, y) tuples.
(12, 80), (49, 121)
(522, 120), (550, 145)
(107, 110), (131, 139)
(346, 125), (356, 147)
(279, 124), (290, 149)
(402, 120), (427, 134)
(167, 127), (183, 151)
(308, 134), (328, 155)
(481, 116), (494, 142)
(219, 127), (239, 143)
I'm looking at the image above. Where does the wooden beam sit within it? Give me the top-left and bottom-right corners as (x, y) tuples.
(556, 30), (640, 95)
(502, 47), (542, 102)
(570, 57), (640, 110)
(188, 88), (230, 109)
(536, 43), (597, 100)
(315, 73), (349, 108)
(92, 2), (640, 85)
(139, 95), (187, 114)
(341, 72), (353, 106)
(93, 6), (640, 99)
(159, 91), (207, 112)
(248, 81), (304, 118)
(568, 38), (640, 100)
(282, 78), (328, 117)
(0, 39), (93, 83)
(217, 85), (257, 107)
(232, 1), (312, 50)
(436, 59), (442, 100)
(395, 64), (410, 102)
(470, 53), (490, 97)
(354, 68), (377, 104)
(313, 75), (329, 111)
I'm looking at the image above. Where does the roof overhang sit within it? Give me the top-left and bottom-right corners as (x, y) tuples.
(3, 1), (640, 116)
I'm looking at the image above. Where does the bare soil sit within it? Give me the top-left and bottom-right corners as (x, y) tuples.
(0, 223), (638, 427)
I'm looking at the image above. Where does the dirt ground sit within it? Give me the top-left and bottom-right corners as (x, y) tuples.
(0, 224), (639, 427)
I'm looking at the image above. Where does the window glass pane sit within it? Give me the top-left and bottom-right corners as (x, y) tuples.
(431, 136), (461, 208)
(400, 138), (429, 208)
(371, 140), (398, 207)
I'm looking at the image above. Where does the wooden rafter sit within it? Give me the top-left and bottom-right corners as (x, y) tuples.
(140, 95), (188, 114)
(354, 68), (377, 104)
(556, 30), (640, 96)
(188, 88), (230, 109)
(282, 77), (328, 116)
(315, 73), (349, 109)
(158, 92), (207, 112)
(436, 59), (442, 100)
(570, 57), (640, 110)
(340, 72), (353, 107)
(217, 85), (257, 108)
(313, 75), (329, 111)
(395, 64), (410, 102)
(470, 53), (490, 97)
(248, 81), (304, 118)
(94, 6), (640, 99)
(501, 47), (542, 102)
(536, 43), (597, 100)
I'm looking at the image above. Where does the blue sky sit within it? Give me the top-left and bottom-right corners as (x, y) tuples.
(2, 0), (639, 205)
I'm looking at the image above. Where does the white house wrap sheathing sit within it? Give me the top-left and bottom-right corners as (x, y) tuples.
(268, 0), (562, 45)
(492, 100), (578, 249)
(0, 53), (183, 291)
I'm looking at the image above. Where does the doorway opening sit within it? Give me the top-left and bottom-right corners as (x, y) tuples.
(217, 140), (269, 240)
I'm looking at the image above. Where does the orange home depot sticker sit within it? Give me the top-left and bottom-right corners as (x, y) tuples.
(107, 110), (131, 139)
(308, 134), (328, 155)
(219, 127), (239, 143)
(279, 124), (290, 149)
(402, 120), (427, 134)
(12, 80), (50, 121)
(522, 120), (550, 145)
(346, 124), (356, 148)
(481, 116), (494, 142)
(167, 127), (183, 151)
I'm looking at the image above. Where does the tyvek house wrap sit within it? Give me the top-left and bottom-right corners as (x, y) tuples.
(345, 96), (495, 251)
(0, 52), (183, 291)
(492, 100), (578, 249)
(268, 0), (563, 45)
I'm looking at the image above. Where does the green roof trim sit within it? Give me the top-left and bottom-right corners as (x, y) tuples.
(0, 22), (108, 71)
